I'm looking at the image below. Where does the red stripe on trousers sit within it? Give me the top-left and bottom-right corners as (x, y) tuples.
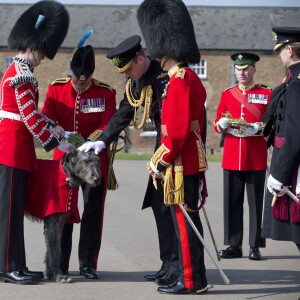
(175, 205), (194, 289)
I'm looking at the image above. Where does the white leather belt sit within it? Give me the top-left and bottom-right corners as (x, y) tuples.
(0, 110), (22, 121)
(226, 127), (248, 138)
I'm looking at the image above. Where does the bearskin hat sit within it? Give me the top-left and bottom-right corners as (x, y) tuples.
(70, 30), (95, 81)
(137, 0), (200, 64)
(8, 0), (69, 60)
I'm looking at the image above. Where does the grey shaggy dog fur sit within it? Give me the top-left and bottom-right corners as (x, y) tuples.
(43, 149), (101, 283)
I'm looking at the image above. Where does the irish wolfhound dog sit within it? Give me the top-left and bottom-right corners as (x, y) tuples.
(43, 149), (100, 283)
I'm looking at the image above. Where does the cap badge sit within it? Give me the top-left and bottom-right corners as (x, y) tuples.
(272, 32), (278, 44)
(109, 56), (122, 67)
(238, 54), (243, 59)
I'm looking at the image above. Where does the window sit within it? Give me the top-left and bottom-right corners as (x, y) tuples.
(4, 56), (14, 70)
(190, 59), (207, 79)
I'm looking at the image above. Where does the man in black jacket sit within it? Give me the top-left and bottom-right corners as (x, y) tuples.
(79, 35), (179, 284)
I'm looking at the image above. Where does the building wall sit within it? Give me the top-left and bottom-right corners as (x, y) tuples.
(0, 49), (286, 153)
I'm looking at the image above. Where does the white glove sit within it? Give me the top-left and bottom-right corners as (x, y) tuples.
(78, 141), (106, 155)
(296, 183), (300, 196)
(218, 117), (229, 130)
(245, 123), (259, 136)
(57, 140), (76, 153)
(64, 131), (76, 139)
(267, 174), (283, 195)
(148, 160), (163, 180)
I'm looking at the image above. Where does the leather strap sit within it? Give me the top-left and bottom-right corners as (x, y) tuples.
(229, 86), (262, 121)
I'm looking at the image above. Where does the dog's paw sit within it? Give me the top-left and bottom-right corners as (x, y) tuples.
(56, 274), (72, 283)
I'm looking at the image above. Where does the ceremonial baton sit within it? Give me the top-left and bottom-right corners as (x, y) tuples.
(178, 204), (230, 285)
(202, 206), (221, 261)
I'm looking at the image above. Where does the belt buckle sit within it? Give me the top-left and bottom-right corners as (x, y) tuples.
(237, 128), (246, 137)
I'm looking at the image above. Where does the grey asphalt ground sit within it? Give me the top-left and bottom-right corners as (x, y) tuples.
(0, 161), (299, 300)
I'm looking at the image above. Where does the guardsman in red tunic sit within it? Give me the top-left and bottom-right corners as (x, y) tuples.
(0, 1), (70, 284)
(79, 35), (178, 284)
(42, 31), (116, 280)
(138, 0), (211, 295)
(214, 53), (271, 260)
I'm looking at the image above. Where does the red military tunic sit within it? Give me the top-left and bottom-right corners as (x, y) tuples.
(42, 77), (116, 172)
(152, 66), (207, 175)
(0, 57), (60, 172)
(150, 65), (208, 291)
(214, 83), (271, 171)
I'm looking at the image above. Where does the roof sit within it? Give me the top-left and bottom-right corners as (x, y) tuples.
(0, 4), (299, 51)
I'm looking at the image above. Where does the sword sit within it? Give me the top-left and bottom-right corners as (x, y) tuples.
(202, 206), (221, 261)
(179, 204), (230, 285)
(272, 186), (300, 207)
(147, 167), (230, 284)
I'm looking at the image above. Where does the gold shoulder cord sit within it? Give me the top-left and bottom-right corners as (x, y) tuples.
(125, 78), (153, 129)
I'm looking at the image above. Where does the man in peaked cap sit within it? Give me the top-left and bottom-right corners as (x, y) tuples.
(231, 52), (260, 70)
(79, 35), (180, 285)
(262, 27), (300, 252)
(272, 27), (300, 51)
(106, 35), (142, 73)
(42, 30), (117, 280)
(0, 0), (70, 284)
(214, 52), (271, 261)
(138, 0), (212, 295)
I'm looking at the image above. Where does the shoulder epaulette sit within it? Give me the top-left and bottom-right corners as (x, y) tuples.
(258, 83), (272, 90)
(175, 68), (186, 79)
(222, 84), (237, 92)
(92, 79), (113, 91)
(157, 72), (168, 79)
(51, 77), (71, 85)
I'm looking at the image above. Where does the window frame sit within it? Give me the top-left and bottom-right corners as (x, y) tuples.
(189, 58), (207, 79)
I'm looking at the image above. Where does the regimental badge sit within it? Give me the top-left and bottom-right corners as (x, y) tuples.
(248, 94), (268, 104)
(238, 54), (243, 59)
(272, 31), (278, 44)
(80, 98), (106, 113)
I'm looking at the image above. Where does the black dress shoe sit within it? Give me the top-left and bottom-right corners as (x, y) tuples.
(144, 267), (167, 281)
(157, 280), (211, 295)
(158, 280), (191, 294)
(22, 267), (44, 280)
(80, 267), (99, 279)
(0, 270), (37, 284)
(155, 271), (179, 286)
(219, 246), (242, 258)
(249, 247), (261, 260)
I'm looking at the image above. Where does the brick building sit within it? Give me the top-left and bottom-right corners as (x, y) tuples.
(0, 4), (299, 152)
